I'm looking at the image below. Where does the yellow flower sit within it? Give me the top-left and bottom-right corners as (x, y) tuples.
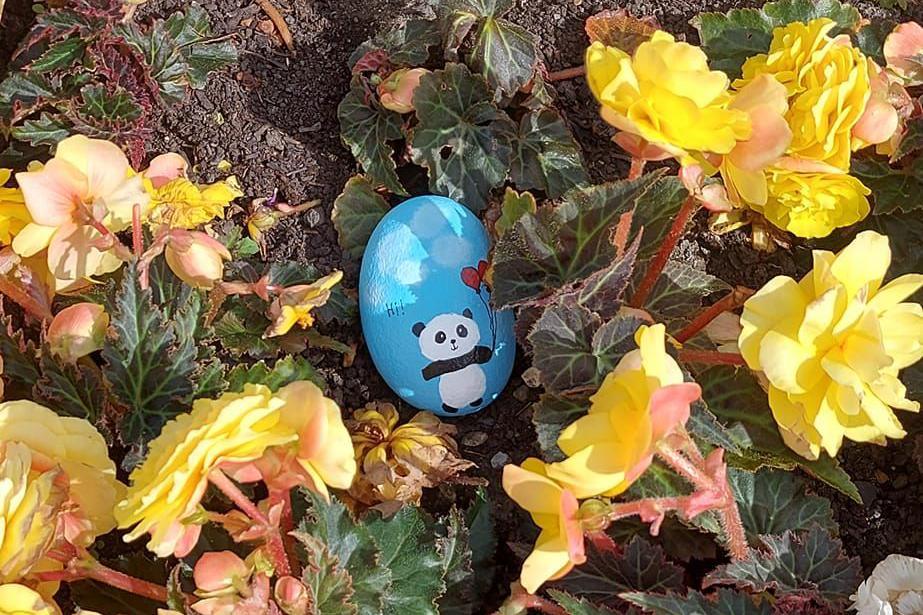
(585, 33), (751, 162)
(544, 324), (701, 499)
(502, 459), (584, 594)
(347, 402), (472, 510)
(0, 583), (58, 615)
(0, 401), (124, 543)
(264, 271), (343, 338)
(148, 177), (242, 229)
(738, 19), (871, 170)
(115, 385), (297, 557)
(0, 443), (67, 583)
(0, 170), (30, 245)
(739, 231), (923, 459)
(752, 167), (871, 238)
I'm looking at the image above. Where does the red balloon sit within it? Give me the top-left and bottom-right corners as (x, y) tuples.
(461, 267), (480, 290)
(477, 259), (488, 278)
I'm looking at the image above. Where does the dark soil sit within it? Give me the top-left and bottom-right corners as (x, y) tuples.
(5, 0), (923, 607)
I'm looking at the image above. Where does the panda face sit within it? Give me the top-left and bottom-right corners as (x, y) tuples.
(414, 311), (480, 361)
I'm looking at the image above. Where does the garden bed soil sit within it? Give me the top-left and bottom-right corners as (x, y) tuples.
(4, 0), (923, 608)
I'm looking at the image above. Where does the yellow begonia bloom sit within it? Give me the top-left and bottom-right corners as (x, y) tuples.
(585, 34), (751, 162)
(0, 401), (124, 543)
(148, 177), (242, 229)
(0, 170), (31, 245)
(739, 231), (923, 459)
(544, 324), (700, 498)
(502, 459), (584, 594)
(0, 583), (58, 615)
(738, 19), (871, 171)
(753, 167), (871, 238)
(264, 271), (344, 338)
(12, 135), (150, 285)
(0, 443), (67, 583)
(115, 385), (297, 557)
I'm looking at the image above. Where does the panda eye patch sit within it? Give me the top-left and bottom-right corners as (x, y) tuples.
(456, 324), (468, 338)
(435, 331), (446, 343)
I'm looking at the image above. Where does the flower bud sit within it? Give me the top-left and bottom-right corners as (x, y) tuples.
(274, 576), (309, 615)
(193, 551), (251, 596)
(47, 302), (109, 362)
(164, 230), (231, 289)
(378, 68), (430, 114)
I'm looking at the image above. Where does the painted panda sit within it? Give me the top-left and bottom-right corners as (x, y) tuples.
(412, 309), (493, 414)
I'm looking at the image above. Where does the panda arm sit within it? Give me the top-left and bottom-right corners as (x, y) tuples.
(474, 346), (493, 364)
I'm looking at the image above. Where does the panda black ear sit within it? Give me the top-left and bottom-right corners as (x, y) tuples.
(462, 308), (473, 319)
(412, 322), (425, 337)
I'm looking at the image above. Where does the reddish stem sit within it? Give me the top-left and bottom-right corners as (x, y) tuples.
(271, 488), (301, 577)
(630, 195), (700, 308)
(32, 560), (174, 603)
(655, 441), (713, 493)
(719, 485), (750, 561)
(628, 157), (646, 180)
(132, 203), (144, 257)
(546, 65), (585, 82)
(87, 218), (132, 262)
(674, 286), (754, 344)
(677, 349), (747, 366)
(209, 470), (292, 577)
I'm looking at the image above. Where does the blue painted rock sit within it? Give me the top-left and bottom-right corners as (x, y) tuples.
(359, 195), (515, 417)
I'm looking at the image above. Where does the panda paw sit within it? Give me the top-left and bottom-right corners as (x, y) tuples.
(442, 403), (459, 414)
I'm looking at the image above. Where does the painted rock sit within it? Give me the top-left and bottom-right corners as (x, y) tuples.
(359, 195), (515, 417)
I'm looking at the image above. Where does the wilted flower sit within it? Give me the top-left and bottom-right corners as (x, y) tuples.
(347, 402), (474, 512)
(0, 169), (30, 245)
(884, 22), (923, 85)
(0, 442), (67, 583)
(164, 229), (231, 289)
(545, 324), (701, 498)
(12, 136), (149, 285)
(739, 231), (923, 459)
(46, 302), (108, 362)
(144, 152), (242, 229)
(585, 33), (751, 163)
(502, 459), (584, 594)
(851, 554), (923, 615)
(194, 551), (251, 597)
(275, 576), (309, 614)
(378, 68), (430, 114)
(264, 270), (343, 338)
(754, 166), (871, 238)
(0, 583), (58, 615)
(115, 385), (297, 557)
(0, 400), (124, 543)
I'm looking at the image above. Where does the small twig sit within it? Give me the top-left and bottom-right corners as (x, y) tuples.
(256, 0), (295, 53)
(677, 349), (747, 366)
(546, 65), (585, 82)
(674, 286), (754, 344)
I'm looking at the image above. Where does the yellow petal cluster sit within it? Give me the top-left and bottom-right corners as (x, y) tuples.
(0, 401), (123, 543)
(739, 231), (923, 459)
(265, 271), (343, 338)
(0, 583), (58, 615)
(585, 33), (751, 162)
(347, 402), (473, 510)
(0, 442), (67, 584)
(0, 170), (30, 246)
(148, 177), (242, 229)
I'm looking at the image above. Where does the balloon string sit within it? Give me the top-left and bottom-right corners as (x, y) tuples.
(479, 286), (497, 352)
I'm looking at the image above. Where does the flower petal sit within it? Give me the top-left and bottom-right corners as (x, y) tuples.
(55, 135), (131, 199)
(16, 159), (86, 226)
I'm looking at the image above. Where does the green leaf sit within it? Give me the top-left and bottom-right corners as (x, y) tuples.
(703, 526), (862, 605)
(338, 75), (406, 195)
(166, 5), (237, 88)
(854, 20), (895, 64)
(892, 118), (923, 162)
(226, 355), (324, 392)
(102, 265), (198, 443)
(297, 532), (358, 615)
(697, 365), (861, 502)
(34, 349), (105, 421)
(631, 177), (688, 264)
(693, 0), (861, 78)
(532, 393), (590, 461)
(528, 303), (600, 391)
(213, 308), (287, 357)
(493, 173), (662, 307)
(688, 400), (746, 456)
(0, 322), (39, 393)
(297, 491), (391, 615)
(623, 588), (772, 615)
(9, 112), (71, 147)
(729, 468), (835, 542)
(549, 590), (618, 615)
(0, 72), (58, 118)
(349, 18), (442, 68)
(77, 84), (142, 122)
(464, 487), (497, 595)
(116, 21), (188, 104)
(409, 63), (515, 212)
(437, 508), (476, 615)
(638, 260), (730, 328)
(550, 535), (684, 607)
(469, 14), (537, 96)
(29, 36), (87, 72)
(511, 108), (589, 199)
(332, 175), (390, 259)
(495, 187), (536, 238)
(366, 505), (446, 615)
(852, 156), (923, 215)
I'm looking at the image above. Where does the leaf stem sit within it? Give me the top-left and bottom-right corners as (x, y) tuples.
(546, 65), (585, 82)
(31, 557), (177, 603)
(674, 286), (754, 344)
(629, 195), (699, 308)
(132, 202), (144, 257)
(628, 157), (646, 180)
(271, 487), (301, 577)
(208, 469), (292, 576)
(676, 349), (747, 366)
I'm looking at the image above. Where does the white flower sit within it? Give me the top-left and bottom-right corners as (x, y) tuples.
(852, 554), (923, 615)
